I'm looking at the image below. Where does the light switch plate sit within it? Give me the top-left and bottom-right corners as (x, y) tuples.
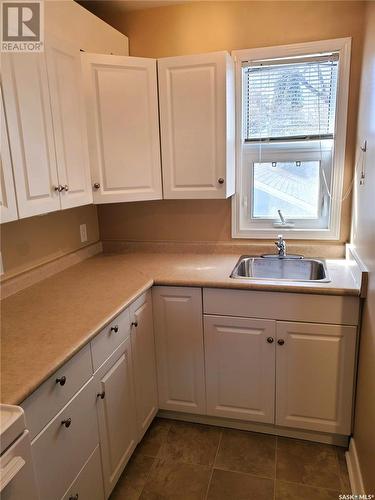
(80, 224), (88, 243)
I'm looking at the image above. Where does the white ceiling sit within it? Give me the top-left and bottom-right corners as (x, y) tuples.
(79, 0), (189, 15)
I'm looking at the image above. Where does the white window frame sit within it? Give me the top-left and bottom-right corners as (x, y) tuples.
(231, 38), (351, 240)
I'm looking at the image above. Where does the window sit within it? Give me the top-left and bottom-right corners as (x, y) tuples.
(232, 39), (351, 240)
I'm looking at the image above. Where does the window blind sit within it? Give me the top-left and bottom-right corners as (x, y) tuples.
(243, 54), (339, 142)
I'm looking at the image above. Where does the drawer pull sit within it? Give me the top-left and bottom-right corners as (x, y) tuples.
(131, 321), (138, 327)
(61, 418), (72, 428)
(110, 325), (119, 333)
(97, 391), (105, 400)
(277, 339), (285, 346)
(218, 177), (224, 184)
(56, 376), (66, 386)
(266, 337), (274, 343)
(69, 495), (79, 500)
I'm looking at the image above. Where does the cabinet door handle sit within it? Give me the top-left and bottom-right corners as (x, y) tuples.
(54, 185), (63, 192)
(218, 177), (224, 184)
(93, 182), (100, 189)
(131, 321), (138, 327)
(56, 376), (66, 386)
(63, 184), (69, 191)
(266, 337), (274, 343)
(110, 325), (119, 333)
(69, 495), (79, 500)
(97, 391), (105, 400)
(61, 418), (72, 428)
(277, 339), (285, 346)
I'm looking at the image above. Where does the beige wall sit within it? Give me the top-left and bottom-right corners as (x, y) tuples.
(97, 0), (366, 248)
(0, 0), (128, 279)
(350, 1), (375, 492)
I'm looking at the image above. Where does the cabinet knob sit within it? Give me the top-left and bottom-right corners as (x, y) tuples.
(61, 418), (72, 428)
(93, 182), (100, 189)
(97, 391), (105, 400)
(110, 325), (119, 333)
(277, 339), (285, 346)
(56, 376), (66, 386)
(54, 185), (64, 192)
(266, 337), (274, 343)
(131, 321), (138, 327)
(69, 495), (79, 500)
(63, 184), (69, 191)
(218, 178), (225, 184)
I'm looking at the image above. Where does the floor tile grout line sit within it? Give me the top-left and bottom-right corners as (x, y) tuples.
(276, 478), (343, 493)
(204, 429), (223, 500)
(274, 435), (278, 500)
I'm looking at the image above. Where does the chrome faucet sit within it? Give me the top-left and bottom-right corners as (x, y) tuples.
(275, 235), (287, 257)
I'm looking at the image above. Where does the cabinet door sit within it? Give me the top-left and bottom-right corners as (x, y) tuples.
(204, 315), (275, 423)
(158, 51), (235, 199)
(2, 53), (60, 217)
(95, 337), (137, 498)
(276, 321), (357, 434)
(46, 34), (92, 209)
(0, 86), (18, 223)
(130, 291), (158, 440)
(152, 286), (205, 414)
(82, 53), (162, 204)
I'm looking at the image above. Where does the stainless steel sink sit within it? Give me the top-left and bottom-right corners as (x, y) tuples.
(230, 256), (330, 282)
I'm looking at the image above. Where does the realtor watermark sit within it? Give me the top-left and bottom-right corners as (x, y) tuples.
(339, 495), (374, 500)
(1, 0), (44, 52)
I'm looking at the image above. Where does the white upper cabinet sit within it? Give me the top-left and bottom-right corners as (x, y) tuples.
(82, 54), (162, 204)
(158, 51), (235, 199)
(45, 34), (92, 209)
(276, 321), (357, 435)
(0, 86), (18, 223)
(2, 53), (61, 218)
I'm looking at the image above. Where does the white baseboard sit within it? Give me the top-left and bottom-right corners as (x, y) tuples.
(346, 438), (365, 494)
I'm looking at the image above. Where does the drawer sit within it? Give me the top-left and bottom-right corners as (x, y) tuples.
(203, 288), (360, 326)
(129, 292), (147, 320)
(61, 446), (104, 500)
(91, 307), (131, 371)
(22, 344), (92, 440)
(31, 378), (99, 500)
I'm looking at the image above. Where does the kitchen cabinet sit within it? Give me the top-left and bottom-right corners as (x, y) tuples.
(276, 321), (357, 434)
(82, 54), (162, 204)
(152, 286), (206, 414)
(45, 34), (92, 210)
(31, 378), (99, 500)
(0, 86), (18, 223)
(1, 36), (92, 219)
(130, 291), (158, 439)
(204, 315), (275, 423)
(158, 51), (235, 199)
(2, 53), (60, 218)
(95, 337), (137, 498)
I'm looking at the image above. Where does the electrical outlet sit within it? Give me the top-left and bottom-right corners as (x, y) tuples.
(80, 224), (88, 243)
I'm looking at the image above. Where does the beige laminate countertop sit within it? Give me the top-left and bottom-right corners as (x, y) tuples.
(1, 252), (360, 406)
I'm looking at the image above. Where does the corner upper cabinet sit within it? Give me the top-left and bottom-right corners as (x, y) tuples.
(82, 54), (162, 203)
(45, 34), (93, 209)
(2, 53), (61, 218)
(0, 86), (18, 223)
(158, 51), (235, 199)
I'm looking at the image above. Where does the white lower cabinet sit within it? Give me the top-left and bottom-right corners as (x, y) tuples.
(62, 446), (104, 500)
(31, 378), (99, 500)
(204, 315), (275, 423)
(152, 286), (206, 414)
(275, 321), (357, 435)
(95, 337), (137, 499)
(130, 291), (158, 440)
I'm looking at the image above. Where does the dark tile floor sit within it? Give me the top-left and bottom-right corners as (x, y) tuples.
(110, 418), (351, 500)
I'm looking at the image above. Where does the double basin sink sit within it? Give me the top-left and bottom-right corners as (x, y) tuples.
(230, 256), (330, 282)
